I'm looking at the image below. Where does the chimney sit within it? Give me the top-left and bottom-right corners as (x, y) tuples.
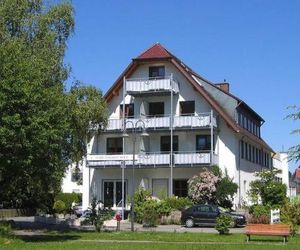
(215, 83), (230, 93)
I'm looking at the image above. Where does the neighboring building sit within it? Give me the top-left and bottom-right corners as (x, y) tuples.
(82, 43), (274, 210)
(289, 181), (297, 197)
(61, 163), (83, 194)
(272, 152), (289, 196)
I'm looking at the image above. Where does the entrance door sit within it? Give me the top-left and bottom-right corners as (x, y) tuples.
(104, 181), (114, 207)
(103, 180), (127, 208)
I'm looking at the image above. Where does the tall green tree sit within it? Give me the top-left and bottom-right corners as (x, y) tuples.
(0, 0), (106, 211)
(287, 105), (300, 162)
(248, 169), (287, 207)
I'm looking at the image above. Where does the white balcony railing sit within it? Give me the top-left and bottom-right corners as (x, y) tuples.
(104, 113), (216, 131)
(87, 151), (213, 167)
(174, 152), (211, 165)
(125, 77), (179, 94)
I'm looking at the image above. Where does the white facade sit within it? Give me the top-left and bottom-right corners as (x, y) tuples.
(61, 163), (83, 194)
(81, 44), (273, 210)
(272, 152), (290, 196)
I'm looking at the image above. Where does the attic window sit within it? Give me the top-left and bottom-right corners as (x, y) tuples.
(180, 101), (195, 115)
(149, 66), (165, 78)
(120, 104), (134, 118)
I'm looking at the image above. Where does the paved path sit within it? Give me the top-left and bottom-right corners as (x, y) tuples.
(7, 216), (245, 234)
(119, 221), (245, 233)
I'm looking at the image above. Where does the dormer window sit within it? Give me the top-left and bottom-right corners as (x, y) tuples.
(149, 66), (165, 78)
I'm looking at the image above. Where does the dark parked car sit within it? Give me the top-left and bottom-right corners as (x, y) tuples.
(181, 204), (246, 228)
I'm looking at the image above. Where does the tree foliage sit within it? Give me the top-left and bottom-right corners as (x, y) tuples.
(286, 105), (300, 162)
(0, 0), (107, 211)
(188, 168), (220, 204)
(188, 166), (238, 208)
(248, 169), (287, 207)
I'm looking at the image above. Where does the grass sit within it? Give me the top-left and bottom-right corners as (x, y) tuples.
(1, 231), (300, 249)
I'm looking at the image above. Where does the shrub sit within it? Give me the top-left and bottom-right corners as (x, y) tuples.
(164, 196), (193, 211)
(53, 200), (66, 214)
(157, 200), (172, 216)
(215, 214), (233, 235)
(247, 214), (270, 224)
(215, 174), (238, 209)
(280, 201), (300, 236)
(55, 192), (81, 213)
(0, 220), (14, 238)
(132, 188), (152, 223)
(82, 198), (113, 232)
(188, 168), (220, 204)
(142, 200), (160, 227)
(248, 204), (270, 224)
(250, 204), (270, 217)
(188, 166), (237, 209)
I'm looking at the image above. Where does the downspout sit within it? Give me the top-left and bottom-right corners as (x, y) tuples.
(238, 135), (245, 208)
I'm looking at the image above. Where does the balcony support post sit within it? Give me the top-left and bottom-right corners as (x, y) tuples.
(170, 74), (174, 197)
(210, 109), (214, 165)
(122, 76), (126, 220)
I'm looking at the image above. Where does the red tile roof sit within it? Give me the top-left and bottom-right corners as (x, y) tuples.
(136, 43), (172, 59)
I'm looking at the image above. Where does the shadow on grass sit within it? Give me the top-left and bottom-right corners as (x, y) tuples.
(18, 234), (81, 243)
(246, 236), (287, 244)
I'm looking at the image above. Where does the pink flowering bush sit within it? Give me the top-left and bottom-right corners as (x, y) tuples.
(188, 168), (220, 204)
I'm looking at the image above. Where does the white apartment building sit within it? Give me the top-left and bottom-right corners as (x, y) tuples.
(81, 43), (274, 210)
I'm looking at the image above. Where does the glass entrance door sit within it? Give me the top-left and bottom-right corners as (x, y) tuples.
(103, 180), (127, 208)
(104, 181), (114, 207)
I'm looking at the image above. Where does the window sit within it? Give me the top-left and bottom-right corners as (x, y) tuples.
(120, 104), (134, 118)
(149, 102), (164, 117)
(149, 66), (165, 78)
(160, 136), (178, 152)
(152, 179), (168, 198)
(245, 143), (248, 160)
(106, 137), (123, 154)
(238, 113), (243, 125)
(241, 141), (244, 159)
(243, 116), (247, 128)
(180, 101), (195, 115)
(196, 135), (211, 151)
(173, 179), (188, 197)
(197, 205), (210, 213)
(71, 171), (82, 183)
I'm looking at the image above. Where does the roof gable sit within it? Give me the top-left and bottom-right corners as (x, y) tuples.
(136, 43), (172, 60)
(104, 43), (272, 152)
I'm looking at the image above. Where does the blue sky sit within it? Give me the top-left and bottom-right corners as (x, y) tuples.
(65, 0), (300, 171)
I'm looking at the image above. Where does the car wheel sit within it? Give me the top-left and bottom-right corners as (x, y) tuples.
(185, 218), (194, 228)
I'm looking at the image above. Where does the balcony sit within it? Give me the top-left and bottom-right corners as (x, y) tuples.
(104, 113), (216, 131)
(125, 77), (179, 96)
(87, 151), (214, 167)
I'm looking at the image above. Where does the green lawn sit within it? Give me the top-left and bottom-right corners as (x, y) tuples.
(1, 231), (299, 249)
